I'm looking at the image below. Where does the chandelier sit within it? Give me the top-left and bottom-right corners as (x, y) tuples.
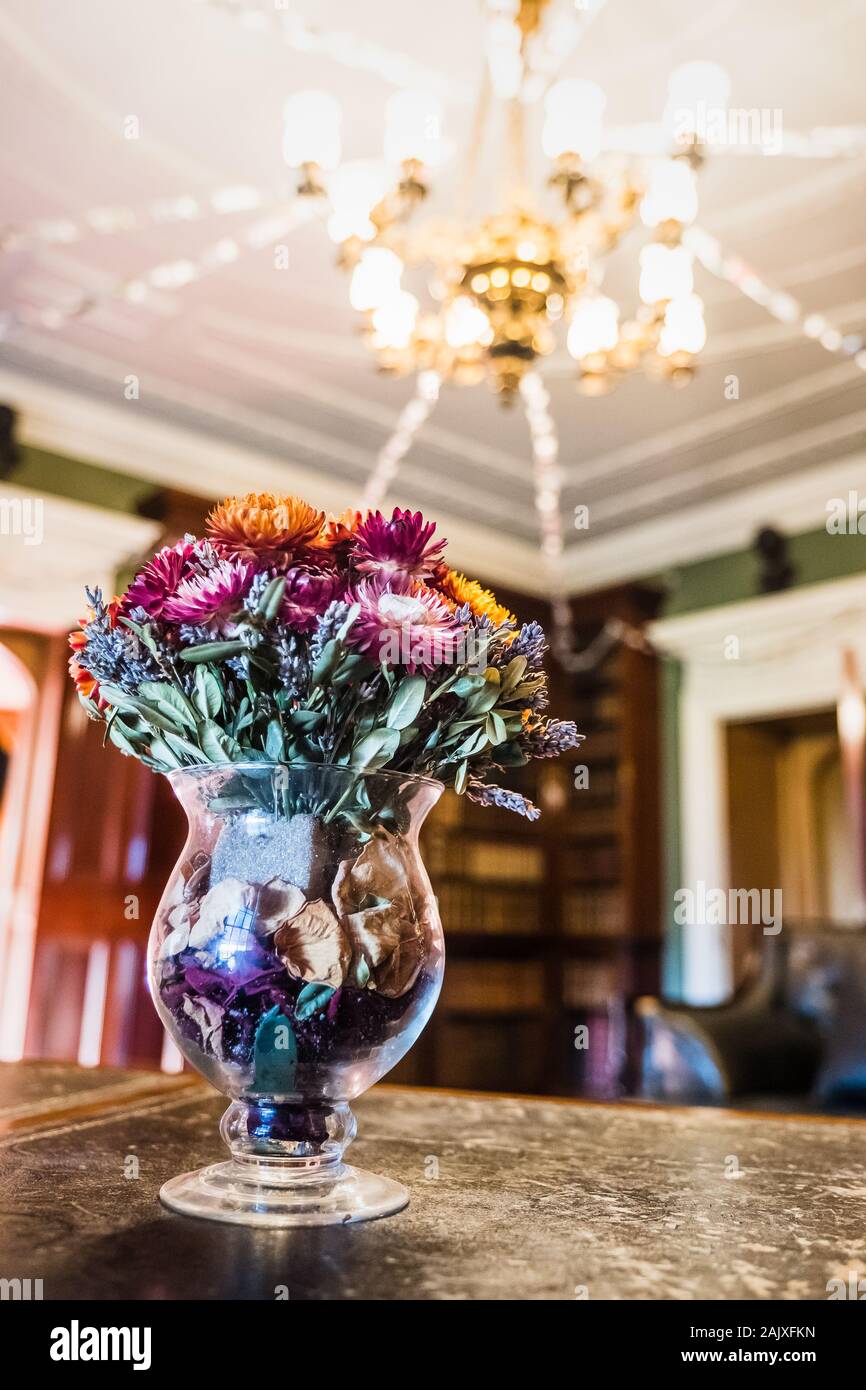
(282, 0), (721, 403)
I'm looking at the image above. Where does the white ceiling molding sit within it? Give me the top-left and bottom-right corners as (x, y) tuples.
(2, 325), (539, 531)
(195, 336), (535, 493)
(560, 448), (866, 591)
(585, 408), (866, 523)
(560, 358), (864, 489)
(650, 570), (866, 671)
(0, 369), (548, 596)
(0, 482), (161, 631)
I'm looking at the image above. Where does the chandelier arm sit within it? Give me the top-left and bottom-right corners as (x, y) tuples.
(685, 225), (865, 364)
(360, 371), (442, 513)
(5, 198), (315, 334)
(504, 96), (530, 206)
(455, 65), (493, 223)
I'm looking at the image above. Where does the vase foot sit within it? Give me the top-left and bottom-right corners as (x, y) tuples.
(159, 1160), (409, 1227)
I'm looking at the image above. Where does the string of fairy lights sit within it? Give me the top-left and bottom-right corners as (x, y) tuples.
(362, 370), (441, 512)
(685, 226), (866, 368)
(1, 199), (315, 335)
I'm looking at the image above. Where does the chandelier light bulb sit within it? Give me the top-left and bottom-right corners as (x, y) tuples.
(640, 159), (699, 227)
(639, 243), (694, 305)
(326, 161), (390, 244)
(543, 79), (606, 162)
(282, 90), (342, 170)
(567, 295), (619, 360)
(384, 90), (444, 167)
(371, 290), (419, 350)
(349, 248), (404, 312)
(658, 294), (706, 355)
(444, 295), (492, 349)
(664, 61), (731, 142)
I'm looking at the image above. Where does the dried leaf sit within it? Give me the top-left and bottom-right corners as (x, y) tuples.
(373, 934), (425, 999)
(348, 833), (409, 903)
(295, 981), (336, 1020)
(275, 899), (351, 989)
(346, 901), (408, 967)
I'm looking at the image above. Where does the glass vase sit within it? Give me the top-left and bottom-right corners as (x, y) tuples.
(148, 763), (444, 1227)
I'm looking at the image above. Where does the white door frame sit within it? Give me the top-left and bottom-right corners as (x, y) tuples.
(650, 573), (866, 1002)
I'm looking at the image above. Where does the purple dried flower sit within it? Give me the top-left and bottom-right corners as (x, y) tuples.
(351, 508), (446, 581)
(122, 536), (197, 619)
(466, 780), (540, 821)
(521, 718), (583, 759)
(510, 620), (548, 669)
(280, 567), (347, 634)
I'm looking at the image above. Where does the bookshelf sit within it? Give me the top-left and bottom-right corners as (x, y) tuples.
(400, 582), (663, 1098)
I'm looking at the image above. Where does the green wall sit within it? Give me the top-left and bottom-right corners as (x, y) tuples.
(660, 526), (866, 618)
(9, 445), (155, 514)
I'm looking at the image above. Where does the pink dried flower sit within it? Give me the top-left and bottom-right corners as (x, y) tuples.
(351, 508), (447, 582)
(280, 567), (348, 633)
(122, 537), (197, 618)
(349, 576), (461, 673)
(162, 557), (253, 625)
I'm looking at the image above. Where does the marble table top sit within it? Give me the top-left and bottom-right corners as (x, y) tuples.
(1, 1061), (864, 1300)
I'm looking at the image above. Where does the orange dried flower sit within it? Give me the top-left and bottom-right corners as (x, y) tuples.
(206, 492), (325, 562)
(67, 598), (120, 707)
(313, 507), (364, 552)
(439, 570), (515, 628)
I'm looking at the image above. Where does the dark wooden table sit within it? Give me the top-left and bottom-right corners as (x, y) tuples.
(1, 1061), (865, 1300)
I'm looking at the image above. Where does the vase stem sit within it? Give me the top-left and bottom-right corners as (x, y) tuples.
(219, 1099), (357, 1170)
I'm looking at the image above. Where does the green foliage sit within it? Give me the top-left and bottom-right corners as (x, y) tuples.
(77, 583), (573, 821)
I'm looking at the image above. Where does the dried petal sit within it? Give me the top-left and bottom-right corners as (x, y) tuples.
(350, 833), (409, 903)
(275, 899), (351, 989)
(189, 878), (254, 950)
(331, 858), (355, 919)
(331, 832), (425, 996)
(256, 878), (306, 934)
(347, 900), (409, 967)
(373, 934), (424, 998)
(184, 856), (211, 903)
(160, 925), (190, 959)
(182, 994), (224, 1057)
(160, 901), (192, 958)
(332, 832), (409, 918)
(189, 876), (306, 949)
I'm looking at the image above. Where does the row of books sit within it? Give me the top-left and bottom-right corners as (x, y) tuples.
(436, 957), (625, 1012)
(440, 959), (546, 1013)
(433, 880), (627, 937)
(562, 887), (627, 937)
(426, 835), (547, 883)
(435, 880), (543, 934)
